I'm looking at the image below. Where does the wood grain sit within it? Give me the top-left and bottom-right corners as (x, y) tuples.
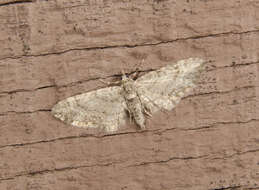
(0, 0), (258, 189)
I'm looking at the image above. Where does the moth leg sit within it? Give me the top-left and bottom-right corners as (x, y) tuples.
(128, 59), (145, 80)
(136, 93), (152, 117)
(143, 105), (152, 117)
(130, 68), (140, 80)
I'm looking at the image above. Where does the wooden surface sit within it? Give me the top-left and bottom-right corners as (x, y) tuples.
(0, 0), (258, 189)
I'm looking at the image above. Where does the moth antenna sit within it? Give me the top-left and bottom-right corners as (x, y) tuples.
(120, 60), (128, 79)
(87, 68), (121, 85)
(129, 59), (145, 80)
(136, 59), (145, 71)
(121, 69), (126, 76)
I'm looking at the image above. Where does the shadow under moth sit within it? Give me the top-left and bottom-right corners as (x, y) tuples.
(52, 58), (205, 132)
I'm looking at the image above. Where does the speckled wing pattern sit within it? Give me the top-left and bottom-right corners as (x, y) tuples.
(52, 58), (204, 132)
(51, 86), (128, 132)
(135, 58), (204, 113)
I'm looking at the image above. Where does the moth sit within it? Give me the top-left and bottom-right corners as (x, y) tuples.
(51, 58), (204, 132)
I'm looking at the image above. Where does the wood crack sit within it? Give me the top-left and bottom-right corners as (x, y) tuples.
(210, 185), (242, 190)
(0, 60), (258, 96)
(0, 162), (117, 182)
(184, 85), (257, 100)
(0, 69), (153, 96)
(0, 0), (35, 7)
(0, 129), (159, 149)
(211, 148), (259, 160)
(0, 119), (257, 149)
(0, 155), (209, 181)
(1, 29), (259, 61)
(0, 109), (51, 116)
(181, 119), (259, 131)
(1, 148), (256, 181)
(127, 155), (208, 167)
(209, 185), (259, 190)
(206, 60), (259, 72)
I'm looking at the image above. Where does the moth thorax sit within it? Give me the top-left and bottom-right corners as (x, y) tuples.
(123, 82), (137, 100)
(124, 92), (137, 100)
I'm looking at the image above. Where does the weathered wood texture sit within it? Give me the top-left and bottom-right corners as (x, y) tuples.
(0, 0), (259, 189)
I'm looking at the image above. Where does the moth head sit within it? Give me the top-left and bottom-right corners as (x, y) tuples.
(121, 74), (131, 84)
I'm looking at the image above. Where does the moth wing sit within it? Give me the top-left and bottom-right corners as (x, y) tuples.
(51, 86), (127, 132)
(135, 58), (204, 113)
